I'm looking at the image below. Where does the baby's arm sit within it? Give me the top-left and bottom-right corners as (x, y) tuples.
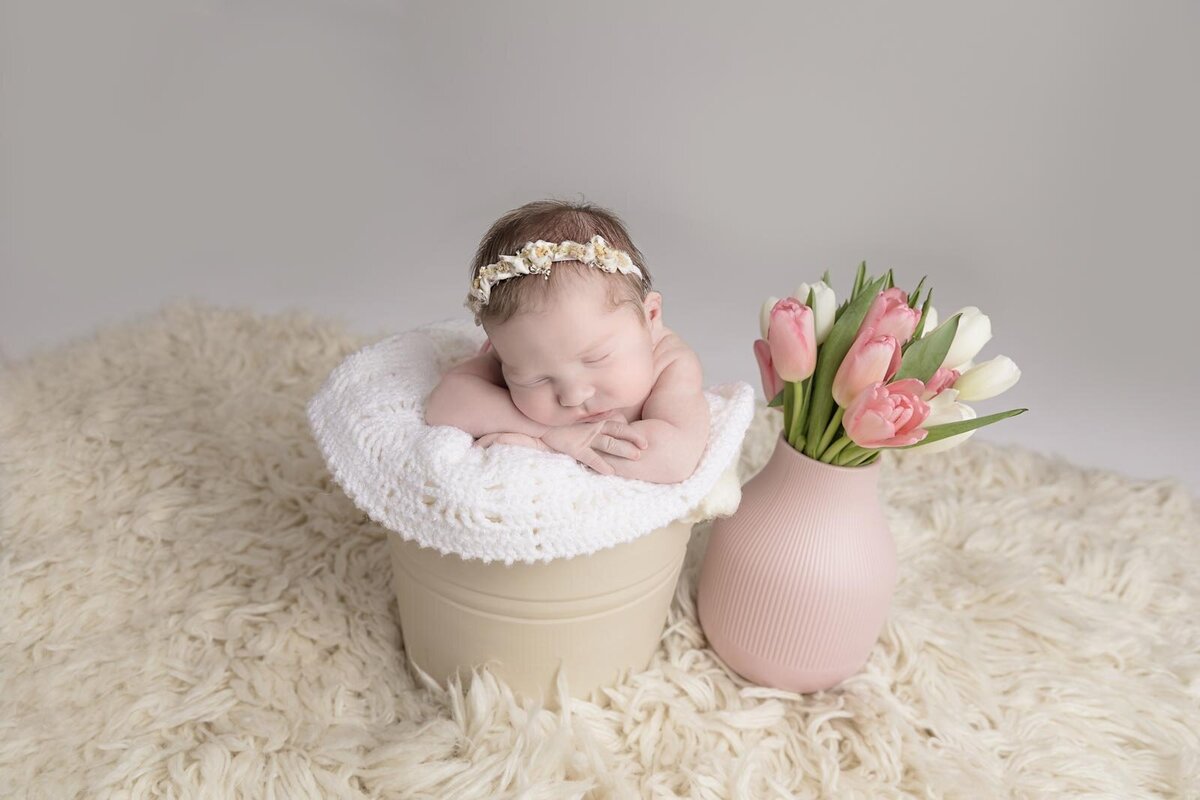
(598, 350), (711, 484)
(424, 348), (550, 439)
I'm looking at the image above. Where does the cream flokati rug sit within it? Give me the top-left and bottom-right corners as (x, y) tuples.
(2, 301), (1199, 800)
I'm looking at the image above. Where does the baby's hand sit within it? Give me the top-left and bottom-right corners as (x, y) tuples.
(540, 415), (649, 476)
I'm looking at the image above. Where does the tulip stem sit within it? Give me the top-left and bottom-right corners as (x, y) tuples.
(835, 443), (873, 466)
(783, 382), (796, 447)
(819, 435), (852, 464)
(856, 451), (879, 466)
(849, 450), (879, 466)
(800, 378), (811, 446)
(814, 407), (845, 459)
(787, 378), (809, 449)
(832, 443), (859, 466)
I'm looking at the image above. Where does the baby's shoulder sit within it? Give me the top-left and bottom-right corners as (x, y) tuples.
(642, 330), (708, 430)
(446, 344), (506, 387)
(651, 329), (702, 387)
(653, 328), (698, 370)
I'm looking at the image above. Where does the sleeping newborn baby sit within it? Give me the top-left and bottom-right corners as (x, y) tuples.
(423, 199), (710, 484)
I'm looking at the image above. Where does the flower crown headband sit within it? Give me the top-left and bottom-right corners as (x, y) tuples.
(464, 234), (644, 321)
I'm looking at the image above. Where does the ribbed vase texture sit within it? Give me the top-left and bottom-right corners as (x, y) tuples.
(697, 432), (897, 692)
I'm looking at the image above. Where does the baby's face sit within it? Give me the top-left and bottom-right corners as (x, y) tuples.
(484, 280), (663, 428)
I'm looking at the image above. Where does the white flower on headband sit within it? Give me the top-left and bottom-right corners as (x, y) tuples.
(464, 234), (644, 320)
(524, 240), (556, 270)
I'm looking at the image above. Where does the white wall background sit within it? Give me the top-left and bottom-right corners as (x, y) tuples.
(3, 0), (1198, 493)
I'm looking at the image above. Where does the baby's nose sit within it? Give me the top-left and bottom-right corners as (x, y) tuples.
(558, 384), (594, 407)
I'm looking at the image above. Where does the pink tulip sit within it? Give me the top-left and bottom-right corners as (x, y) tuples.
(923, 366), (960, 400)
(766, 298), (817, 381)
(862, 287), (922, 346)
(843, 379), (931, 448)
(832, 328), (902, 407)
(753, 339), (785, 407)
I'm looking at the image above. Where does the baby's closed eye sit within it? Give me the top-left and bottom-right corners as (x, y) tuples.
(510, 354), (611, 386)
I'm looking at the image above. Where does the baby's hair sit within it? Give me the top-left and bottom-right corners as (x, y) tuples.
(469, 197), (654, 328)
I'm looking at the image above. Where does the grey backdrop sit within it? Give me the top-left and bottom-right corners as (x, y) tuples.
(3, 0), (1198, 493)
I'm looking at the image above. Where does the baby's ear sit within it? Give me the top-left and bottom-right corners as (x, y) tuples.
(643, 291), (664, 329)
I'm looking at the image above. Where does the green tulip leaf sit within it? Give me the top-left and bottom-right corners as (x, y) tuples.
(894, 408), (1028, 449)
(894, 312), (960, 384)
(804, 274), (888, 456)
(910, 288), (933, 343)
(768, 388), (784, 407)
(851, 261), (867, 299)
(908, 276), (927, 308)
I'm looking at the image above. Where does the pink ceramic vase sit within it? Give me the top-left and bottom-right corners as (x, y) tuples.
(697, 431), (897, 692)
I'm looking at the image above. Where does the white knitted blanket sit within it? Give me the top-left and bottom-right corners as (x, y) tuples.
(305, 318), (756, 564)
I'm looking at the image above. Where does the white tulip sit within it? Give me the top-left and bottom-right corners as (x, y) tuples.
(919, 306), (939, 337)
(941, 306), (992, 371)
(953, 356), (1021, 402)
(910, 388), (976, 455)
(792, 281), (837, 344)
(759, 296), (780, 340)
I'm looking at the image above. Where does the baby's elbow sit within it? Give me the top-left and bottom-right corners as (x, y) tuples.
(673, 404), (711, 482)
(653, 451), (702, 485)
(423, 380), (455, 427)
(672, 444), (705, 484)
(423, 406), (447, 428)
(647, 426), (707, 485)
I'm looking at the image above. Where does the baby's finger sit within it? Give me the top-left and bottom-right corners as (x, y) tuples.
(583, 451), (616, 475)
(594, 434), (642, 461)
(603, 420), (649, 449)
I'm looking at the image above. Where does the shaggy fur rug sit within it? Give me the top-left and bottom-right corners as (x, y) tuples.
(2, 300), (1198, 799)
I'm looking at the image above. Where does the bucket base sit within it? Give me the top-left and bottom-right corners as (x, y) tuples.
(389, 520), (693, 709)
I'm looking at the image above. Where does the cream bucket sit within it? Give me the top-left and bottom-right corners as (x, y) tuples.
(389, 519), (693, 708)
